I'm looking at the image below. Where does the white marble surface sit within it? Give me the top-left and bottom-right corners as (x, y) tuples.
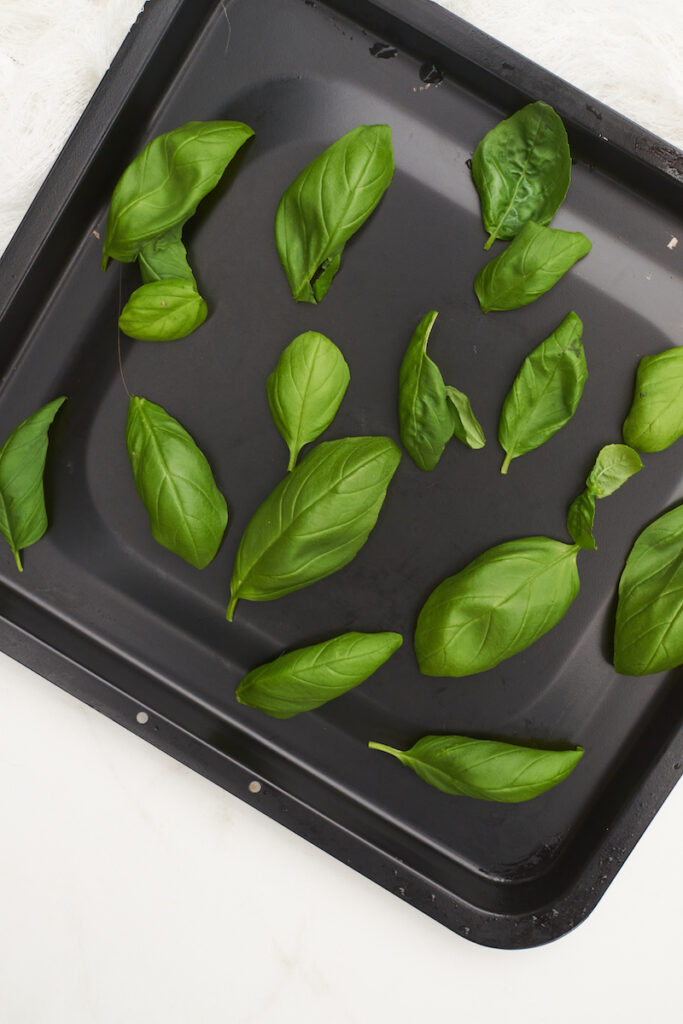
(1, 2), (682, 1021)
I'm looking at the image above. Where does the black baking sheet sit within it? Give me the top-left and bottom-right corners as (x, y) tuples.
(0, 0), (681, 948)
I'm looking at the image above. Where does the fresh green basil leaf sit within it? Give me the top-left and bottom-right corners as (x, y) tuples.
(126, 396), (228, 569)
(622, 347), (683, 452)
(585, 443), (643, 497)
(369, 735), (583, 801)
(398, 311), (454, 470)
(227, 436), (400, 620)
(614, 504), (683, 675)
(445, 386), (486, 450)
(472, 101), (572, 250)
(138, 226), (195, 285)
(566, 490), (597, 550)
(0, 397), (66, 571)
(499, 311), (586, 473)
(119, 279), (208, 341)
(102, 120), (254, 266)
(237, 631), (402, 718)
(474, 221), (592, 313)
(274, 124), (394, 303)
(267, 332), (350, 471)
(415, 536), (580, 676)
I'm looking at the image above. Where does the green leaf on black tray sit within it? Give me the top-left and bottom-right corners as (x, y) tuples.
(622, 347), (683, 453)
(398, 311), (455, 471)
(445, 386), (486, 450)
(138, 225), (196, 285)
(566, 444), (643, 549)
(566, 490), (597, 551)
(119, 279), (208, 341)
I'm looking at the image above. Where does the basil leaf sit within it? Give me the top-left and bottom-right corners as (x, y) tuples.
(566, 490), (597, 550)
(415, 536), (580, 676)
(472, 101), (572, 250)
(267, 332), (350, 471)
(227, 436), (400, 620)
(474, 222), (592, 313)
(237, 631), (402, 718)
(0, 397), (66, 571)
(274, 125), (394, 303)
(102, 120), (254, 266)
(614, 504), (683, 675)
(119, 279), (208, 341)
(445, 386), (486, 450)
(622, 347), (683, 452)
(138, 226), (195, 285)
(585, 443), (643, 497)
(126, 396), (228, 569)
(499, 311), (586, 473)
(369, 735), (583, 802)
(398, 311), (455, 470)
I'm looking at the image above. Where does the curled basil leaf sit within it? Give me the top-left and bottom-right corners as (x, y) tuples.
(398, 311), (454, 470)
(369, 735), (583, 802)
(0, 397), (66, 571)
(102, 120), (254, 267)
(138, 226), (196, 285)
(474, 222), (592, 313)
(585, 443), (643, 498)
(614, 504), (683, 675)
(126, 396), (228, 569)
(499, 311), (586, 473)
(472, 101), (571, 249)
(119, 279), (208, 341)
(622, 347), (683, 452)
(445, 386), (486, 450)
(415, 536), (580, 676)
(275, 125), (394, 303)
(267, 332), (350, 471)
(566, 490), (597, 551)
(237, 631), (402, 718)
(227, 436), (400, 620)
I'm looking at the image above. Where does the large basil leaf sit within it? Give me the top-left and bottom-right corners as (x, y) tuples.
(415, 536), (580, 676)
(0, 397), (66, 571)
(274, 125), (394, 303)
(566, 490), (597, 550)
(138, 226), (195, 285)
(237, 631), (402, 718)
(614, 504), (683, 675)
(227, 436), (400, 620)
(267, 332), (350, 471)
(472, 101), (572, 250)
(445, 386), (486, 450)
(398, 311), (455, 470)
(474, 222), (592, 313)
(622, 347), (683, 452)
(126, 396), (228, 569)
(585, 443), (643, 497)
(102, 120), (254, 266)
(369, 735), (583, 802)
(499, 311), (586, 473)
(119, 279), (208, 341)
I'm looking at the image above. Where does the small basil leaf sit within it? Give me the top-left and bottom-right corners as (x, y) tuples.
(444, 386), (486, 449)
(398, 311), (455, 470)
(499, 311), (586, 473)
(237, 631), (402, 718)
(102, 120), (254, 266)
(0, 397), (66, 571)
(369, 735), (583, 802)
(126, 396), (228, 569)
(614, 504), (683, 675)
(227, 436), (400, 620)
(138, 226), (196, 285)
(567, 490), (597, 550)
(472, 101), (572, 249)
(585, 443), (643, 497)
(474, 222), (592, 313)
(119, 279), (208, 341)
(622, 347), (683, 452)
(267, 332), (350, 471)
(415, 536), (580, 676)
(275, 125), (394, 303)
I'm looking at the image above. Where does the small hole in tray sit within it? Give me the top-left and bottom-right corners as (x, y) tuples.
(136, 711), (149, 725)
(248, 780), (262, 794)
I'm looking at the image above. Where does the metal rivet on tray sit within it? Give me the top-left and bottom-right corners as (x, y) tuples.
(248, 780), (262, 794)
(136, 711), (149, 725)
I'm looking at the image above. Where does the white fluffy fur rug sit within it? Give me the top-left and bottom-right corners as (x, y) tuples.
(0, 0), (681, 256)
